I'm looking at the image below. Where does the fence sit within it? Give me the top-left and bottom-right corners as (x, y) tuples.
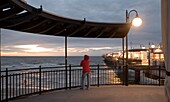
(0, 65), (165, 101)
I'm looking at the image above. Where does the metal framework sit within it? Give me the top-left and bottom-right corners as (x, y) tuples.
(0, 0), (132, 87)
(0, 0), (131, 38)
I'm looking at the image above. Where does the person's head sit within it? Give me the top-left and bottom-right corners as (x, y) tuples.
(84, 55), (89, 60)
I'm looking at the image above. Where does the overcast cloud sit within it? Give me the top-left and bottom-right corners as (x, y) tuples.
(1, 0), (162, 56)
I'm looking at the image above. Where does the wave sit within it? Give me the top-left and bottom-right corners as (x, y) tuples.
(1, 56), (104, 69)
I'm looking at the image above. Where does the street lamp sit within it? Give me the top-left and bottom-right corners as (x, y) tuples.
(124, 10), (142, 86)
(126, 10), (142, 27)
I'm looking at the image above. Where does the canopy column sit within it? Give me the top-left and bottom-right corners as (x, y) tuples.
(125, 10), (129, 86)
(122, 38), (125, 85)
(125, 34), (128, 86)
(65, 34), (68, 89)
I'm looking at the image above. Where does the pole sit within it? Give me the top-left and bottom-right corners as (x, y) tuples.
(122, 38), (125, 85)
(125, 10), (129, 86)
(125, 35), (128, 86)
(6, 68), (8, 102)
(126, 10), (129, 22)
(159, 65), (161, 86)
(122, 38), (125, 66)
(148, 42), (151, 69)
(69, 64), (71, 90)
(0, 28), (1, 101)
(39, 66), (41, 95)
(97, 64), (100, 87)
(65, 35), (68, 89)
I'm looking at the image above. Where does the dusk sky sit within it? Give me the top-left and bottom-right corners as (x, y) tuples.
(1, 0), (162, 56)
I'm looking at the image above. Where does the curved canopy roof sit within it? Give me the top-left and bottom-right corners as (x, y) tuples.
(0, 0), (131, 38)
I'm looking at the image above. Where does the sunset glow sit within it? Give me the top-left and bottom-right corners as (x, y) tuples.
(15, 45), (54, 52)
(1, 44), (115, 56)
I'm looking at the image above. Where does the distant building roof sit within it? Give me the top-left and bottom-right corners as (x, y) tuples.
(128, 49), (148, 52)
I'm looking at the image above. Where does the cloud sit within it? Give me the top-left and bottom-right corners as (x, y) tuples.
(90, 47), (112, 51)
(14, 44), (54, 52)
(1, 0), (162, 56)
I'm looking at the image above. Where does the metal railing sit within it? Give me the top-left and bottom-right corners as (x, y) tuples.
(0, 64), (165, 101)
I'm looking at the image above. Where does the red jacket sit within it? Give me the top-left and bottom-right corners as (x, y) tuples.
(80, 55), (90, 72)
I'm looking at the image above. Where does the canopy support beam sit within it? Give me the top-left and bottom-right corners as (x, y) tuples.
(125, 34), (128, 86)
(125, 10), (129, 86)
(65, 35), (68, 89)
(122, 38), (125, 85)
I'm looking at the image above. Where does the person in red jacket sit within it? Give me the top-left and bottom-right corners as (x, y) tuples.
(80, 55), (91, 90)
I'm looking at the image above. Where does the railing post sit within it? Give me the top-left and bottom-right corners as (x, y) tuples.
(123, 65), (125, 85)
(159, 65), (161, 86)
(6, 68), (8, 102)
(65, 65), (68, 89)
(125, 65), (128, 86)
(39, 65), (41, 95)
(135, 69), (140, 84)
(97, 64), (100, 87)
(69, 64), (71, 90)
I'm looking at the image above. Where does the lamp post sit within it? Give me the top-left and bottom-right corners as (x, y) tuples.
(125, 10), (142, 86)
(148, 42), (155, 67)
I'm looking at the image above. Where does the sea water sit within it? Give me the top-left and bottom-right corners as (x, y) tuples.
(1, 56), (115, 99)
(1, 56), (158, 85)
(1, 56), (105, 70)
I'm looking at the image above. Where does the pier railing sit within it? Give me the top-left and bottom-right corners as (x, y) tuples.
(0, 65), (165, 101)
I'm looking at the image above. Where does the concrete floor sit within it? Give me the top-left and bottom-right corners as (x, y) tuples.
(10, 85), (166, 102)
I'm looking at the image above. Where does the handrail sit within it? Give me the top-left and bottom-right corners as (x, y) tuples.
(0, 64), (107, 72)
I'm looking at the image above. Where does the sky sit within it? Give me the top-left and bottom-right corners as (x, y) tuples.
(1, 0), (162, 56)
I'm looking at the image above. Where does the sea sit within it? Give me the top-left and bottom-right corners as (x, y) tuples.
(0, 56), (109, 100)
(1, 56), (105, 70)
(1, 56), (157, 85)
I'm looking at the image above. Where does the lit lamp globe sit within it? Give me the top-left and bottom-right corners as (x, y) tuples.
(132, 17), (142, 27)
(151, 45), (155, 48)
